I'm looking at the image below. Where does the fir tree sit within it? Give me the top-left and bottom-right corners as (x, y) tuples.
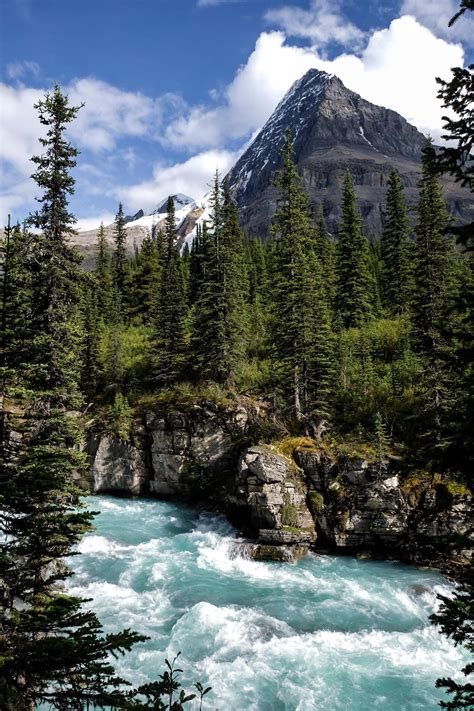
(314, 205), (336, 312)
(431, 577), (474, 709)
(270, 130), (332, 426)
(191, 173), (247, 384)
(153, 196), (186, 387)
(335, 172), (373, 329)
(94, 221), (112, 318)
(381, 170), (411, 316)
(412, 140), (456, 449)
(81, 272), (101, 396)
(131, 234), (160, 324)
(189, 223), (204, 304)
(112, 202), (129, 319)
(0, 85), (146, 710)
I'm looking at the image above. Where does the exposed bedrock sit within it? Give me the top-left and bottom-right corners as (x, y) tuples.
(86, 400), (472, 570)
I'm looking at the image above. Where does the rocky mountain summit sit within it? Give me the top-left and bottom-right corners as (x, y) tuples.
(71, 69), (473, 255)
(83, 397), (472, 574)
(227, 68), (473, 236)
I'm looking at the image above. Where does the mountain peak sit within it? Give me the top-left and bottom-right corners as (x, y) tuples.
(227, 69), (472, 237)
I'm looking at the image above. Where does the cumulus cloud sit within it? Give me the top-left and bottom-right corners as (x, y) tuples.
(117, 149), (241, 213)
(400, 0), (474, 43)
(0, 78), (181, 221)
(166, 32), (320, 149)
(0, 83), (45, 178)
(264, 0), (365, 50)
(164, 17), (464, 151)
(0, 78), (178, 175)
(314, 16), (463, 140)
(66, 78), (179, 152)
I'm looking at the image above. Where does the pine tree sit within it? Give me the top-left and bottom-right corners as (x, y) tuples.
(81, 272), (101, 396)
(270, 130), (332, 426)
(0, 85), (146, 710)
(373, 411), (390, 474)
(191, 173), (247, 384)
(130, 234), (160, 324)
(412, 140), (456, 449)
(335, 172), (373, 329)
(430, 576), (474, 710)
(94, 220), (112, 318)
(189, 223), (204, 304)
(381, 169), (411, 316)
(219, 176), (248, 376)
(112, 202), (129, 320)
(314, 205), (336, 312)
(153, 196), (186, 387)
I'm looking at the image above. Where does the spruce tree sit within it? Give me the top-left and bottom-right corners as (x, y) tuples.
(191, 173), (247, 384)
(0, 85), (146, 710)
(94, 220), (112, 318)
(131, 234), (160, 324)
(412, 140), (455, 449)
(112, 202), (129, 320)
(81, 272), (101, 396)
(153, 196), (186, 387)
(270, 130), (332, 426)
(335, 172), (373, 329)
(189, 223), (204, 304)
(381, 169), (411, 316)
(314, 205), (336, 312)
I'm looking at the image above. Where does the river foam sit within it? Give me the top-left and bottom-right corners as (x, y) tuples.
(65, 496), (467, 710)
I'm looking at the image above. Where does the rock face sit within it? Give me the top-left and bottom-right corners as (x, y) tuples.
(88, 400), (249, 499)
(146, 403), (247, 497)
(228, 445), (316, 562)
(88, 432), (149, 495)
(228, 69), (473, 237)
(86, 404), (472, 570)
(294, 446), (472, 570)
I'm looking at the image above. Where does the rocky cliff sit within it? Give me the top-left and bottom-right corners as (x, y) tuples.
(85, 399), (472, 574)
(227, 69), (474, 237)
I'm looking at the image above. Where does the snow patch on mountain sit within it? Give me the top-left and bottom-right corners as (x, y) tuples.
(230, 69), (333, 193)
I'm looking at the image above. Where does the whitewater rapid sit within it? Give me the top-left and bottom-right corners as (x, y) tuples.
(67, 496), (467, 710)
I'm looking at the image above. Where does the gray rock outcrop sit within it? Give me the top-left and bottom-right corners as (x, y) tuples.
(228, 445), (316, 562)
(86, 402), (472, 570)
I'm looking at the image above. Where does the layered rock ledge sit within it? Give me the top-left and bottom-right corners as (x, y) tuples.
(85, 399), (472, 572)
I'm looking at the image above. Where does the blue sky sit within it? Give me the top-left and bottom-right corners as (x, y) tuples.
(1, 0), (472, 228)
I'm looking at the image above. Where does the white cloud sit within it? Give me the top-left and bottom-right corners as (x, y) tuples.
(0, 78), (181, 221)
(400, 0), (474, 43)
(197, 0), (240, 6)
(264, 0), (365, 49)
(0, 83), (45, 179)
(314, 16), (464, 140)
(117, 149), (240, 213)
(165, 15), (464, 152)
(166, 32), (320, 149)
(6, 60), (40, 80)
(66, 78), (179, 152)
(76, 212), (115, 232)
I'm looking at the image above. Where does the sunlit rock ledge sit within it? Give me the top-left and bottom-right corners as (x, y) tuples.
(84, 397), (472, 572)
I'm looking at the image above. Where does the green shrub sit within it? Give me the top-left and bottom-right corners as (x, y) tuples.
(281, 493), (298, 527)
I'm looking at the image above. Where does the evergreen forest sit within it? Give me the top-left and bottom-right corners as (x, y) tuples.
(0, 1), (473, 704)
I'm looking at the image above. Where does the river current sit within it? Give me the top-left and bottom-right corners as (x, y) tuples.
(67, 496), (467, 710)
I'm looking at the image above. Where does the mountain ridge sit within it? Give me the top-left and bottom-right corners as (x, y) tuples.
(227, 68), (473, 236)
(74, 68), (473, 254)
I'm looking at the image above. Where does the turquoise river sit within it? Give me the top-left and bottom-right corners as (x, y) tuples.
(66, 496), (468, 710)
